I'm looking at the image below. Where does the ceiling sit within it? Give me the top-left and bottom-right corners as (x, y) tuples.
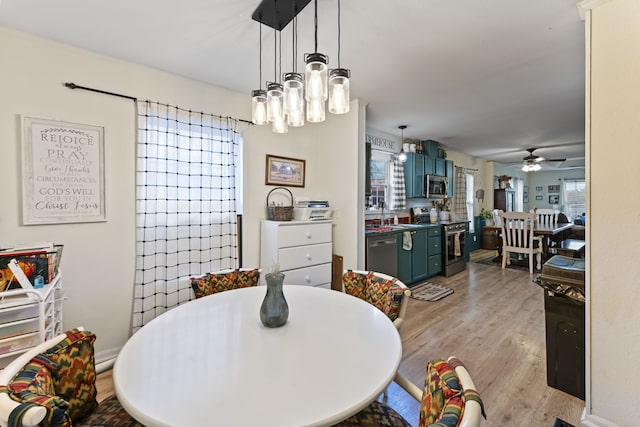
(0, 0), (586, 171)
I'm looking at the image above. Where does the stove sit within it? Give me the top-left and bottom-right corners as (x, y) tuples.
(443, 221), (467, 277)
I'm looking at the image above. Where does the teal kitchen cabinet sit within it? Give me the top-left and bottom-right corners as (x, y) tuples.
(427, 226), (442, 276)
(403, 153), (425, 198)
(445, 160), (454, 198)
(435, 158), (446, 176)
(424, 156), (435, 176)
(397, 226), (442, 284)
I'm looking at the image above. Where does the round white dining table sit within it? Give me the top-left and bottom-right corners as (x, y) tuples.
(113, 285), (403, 427)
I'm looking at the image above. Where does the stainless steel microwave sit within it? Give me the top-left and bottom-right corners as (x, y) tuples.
(425, 175), (448, 198)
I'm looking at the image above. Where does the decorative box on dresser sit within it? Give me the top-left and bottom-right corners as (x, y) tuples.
(0, 272), (63, 369)
(260, 220), (333, 288)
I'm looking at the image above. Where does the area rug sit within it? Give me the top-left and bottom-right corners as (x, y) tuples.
(409, 282), (454, 302)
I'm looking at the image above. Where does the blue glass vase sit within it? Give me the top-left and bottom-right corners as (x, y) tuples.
(260, 272), (289, 328)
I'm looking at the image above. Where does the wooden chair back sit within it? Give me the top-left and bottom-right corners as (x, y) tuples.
(499, 211), (541, 273)
(531, 208), (559, 226)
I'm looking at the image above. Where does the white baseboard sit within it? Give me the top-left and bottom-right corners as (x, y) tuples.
(581, 408), (621, 427)
(94, 346), (121, 374)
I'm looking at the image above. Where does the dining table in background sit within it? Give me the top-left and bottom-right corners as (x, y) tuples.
(484, 221), (574, 261)
(113, 285), (403, 427)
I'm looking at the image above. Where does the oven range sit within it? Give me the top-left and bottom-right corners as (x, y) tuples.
(442, 222), (467, 277)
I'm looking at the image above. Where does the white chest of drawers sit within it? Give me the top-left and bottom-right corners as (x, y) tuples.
(260, 220), (333, 288)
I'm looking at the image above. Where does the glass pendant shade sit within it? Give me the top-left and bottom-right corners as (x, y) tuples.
(306, 99), (325, 123)
(251, 89), (268, 125)
(304, 53), (328, 102)
(267, 82), (284, 123)
(283, 73), (304, 127)
(328, 68), (350, 114)
(272, 115), (289, 133)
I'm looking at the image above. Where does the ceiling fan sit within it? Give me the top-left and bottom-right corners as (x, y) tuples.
(521, 148), (566, 171)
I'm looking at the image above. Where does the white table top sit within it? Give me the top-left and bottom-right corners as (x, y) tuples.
(113, 285), (402, 427)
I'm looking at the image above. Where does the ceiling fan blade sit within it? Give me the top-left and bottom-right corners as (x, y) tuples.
(545, 158), (567, 162)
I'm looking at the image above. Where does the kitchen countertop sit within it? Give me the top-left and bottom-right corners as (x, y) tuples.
(365, 222), (441, 236)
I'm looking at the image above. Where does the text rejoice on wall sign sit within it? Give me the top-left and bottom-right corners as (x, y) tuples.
(21, 116), (106, 225)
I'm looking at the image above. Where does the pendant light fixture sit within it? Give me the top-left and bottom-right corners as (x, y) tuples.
(304, 0), (328, 122)
(328, 0), (350, 114)
(283, 14), (304, 127)
(251, 0), (352, 132)
(267, 17), (288, 133)
(251, 21), (268, 125)
(398, 125), (407, 163)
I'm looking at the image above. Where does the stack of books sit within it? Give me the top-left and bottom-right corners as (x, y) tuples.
(0, 243), (63, 291)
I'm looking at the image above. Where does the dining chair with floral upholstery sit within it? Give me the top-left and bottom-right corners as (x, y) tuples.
(190, 268), (260, 299)
(341, 270), (411, 331)
(0, 328), (142, 427)
(335, 356), (486, 427)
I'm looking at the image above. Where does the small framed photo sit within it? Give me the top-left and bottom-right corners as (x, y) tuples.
(549, 195), (559, 204)
(535, 186), (543, 191)
(548, 185), (560, 193)
(523, 186), (529, 203)
(536, 195), (543, 201)
(265, 154), (306, 187)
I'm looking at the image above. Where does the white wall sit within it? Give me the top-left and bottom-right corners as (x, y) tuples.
(584, 0), (640, 425)
(524, 168), (585, 213)
(0, 27), (361, 361)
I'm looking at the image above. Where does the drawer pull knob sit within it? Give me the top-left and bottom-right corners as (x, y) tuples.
(305, 276), (311, 282)
(305, 232), (311, 238)
(306, 254), (312, 260)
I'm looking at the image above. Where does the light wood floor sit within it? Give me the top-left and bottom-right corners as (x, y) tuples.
(96, 249), (585, 426)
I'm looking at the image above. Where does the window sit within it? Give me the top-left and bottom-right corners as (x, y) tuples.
(563, 179), (586, 221)
(369, 150), (392, 209)
(465, 173), (474, 232)
(133, 101), (240, 330)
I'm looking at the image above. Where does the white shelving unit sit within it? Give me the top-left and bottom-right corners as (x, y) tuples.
(0, 273), (63, 369)
(260, 220), (333, 288)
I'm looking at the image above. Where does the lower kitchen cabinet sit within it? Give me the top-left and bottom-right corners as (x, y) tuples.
(397, 226), (442, 284)
(427, 227), (442, 276)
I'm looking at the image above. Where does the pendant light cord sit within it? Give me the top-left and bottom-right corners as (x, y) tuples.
(259, 21), (263, 88)
(314, 0), (318, 53)
(337, 0), (341, 68)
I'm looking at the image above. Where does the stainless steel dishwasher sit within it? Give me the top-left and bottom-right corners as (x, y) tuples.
(366, 234), (398, 277)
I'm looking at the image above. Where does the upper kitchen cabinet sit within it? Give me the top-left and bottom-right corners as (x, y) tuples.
(404, 153), (425, 198)
(445, 160), (454, 198)
(435, 158), (446, 176)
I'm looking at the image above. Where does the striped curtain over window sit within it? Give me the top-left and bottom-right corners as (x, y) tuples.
(389, 155), (406, 210)
(453, 166), (468, 221)
(133, 101), (239, 331)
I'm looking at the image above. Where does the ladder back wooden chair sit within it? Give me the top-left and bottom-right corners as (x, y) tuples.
(499, 211), (542, 274)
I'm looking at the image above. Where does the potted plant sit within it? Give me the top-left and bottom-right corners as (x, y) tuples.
(481, 209), (493, 226)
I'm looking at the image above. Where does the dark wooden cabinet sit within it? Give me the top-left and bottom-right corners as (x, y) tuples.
(494, 188), (516, 212)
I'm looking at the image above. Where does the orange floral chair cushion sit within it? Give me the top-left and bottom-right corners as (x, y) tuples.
(343, 270), (404, 322)
(4, 328), (99, 427)
(191, 268), (260, 298)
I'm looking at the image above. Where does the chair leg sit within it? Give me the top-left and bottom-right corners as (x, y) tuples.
(529, 254), (533, 274)
(502, 251), (508, 269)
(537, 251), (542, 270)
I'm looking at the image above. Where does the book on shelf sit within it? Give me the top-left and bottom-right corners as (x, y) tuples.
(0, 243), (63, 291)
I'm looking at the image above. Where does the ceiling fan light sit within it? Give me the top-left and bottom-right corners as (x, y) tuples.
(251, 89), (268, 125)
(304, 53), (328, 103)
(328, 68), (350, 114)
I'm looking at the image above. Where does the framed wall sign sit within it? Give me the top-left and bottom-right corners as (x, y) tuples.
(549, 195), (559, 204)
(21, 116), (106, 225)
(548, 185), (560, 193)
(265, 154), (305, 187)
